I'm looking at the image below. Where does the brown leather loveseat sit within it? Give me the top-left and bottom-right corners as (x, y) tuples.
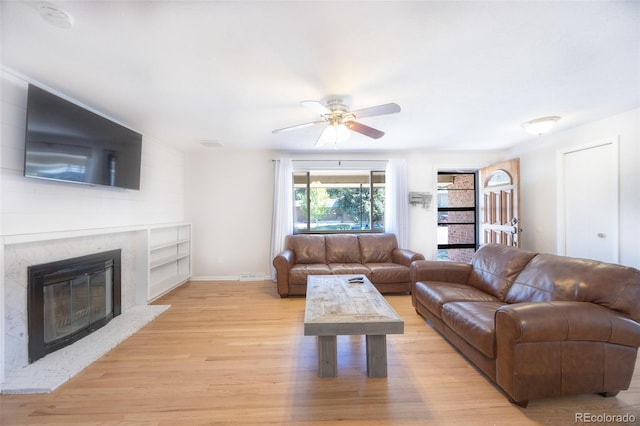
(273, 233), (424, 297)
(410, 243), (640, 407)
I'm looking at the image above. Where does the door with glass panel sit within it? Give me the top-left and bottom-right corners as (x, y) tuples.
(479, 158), (521, 247)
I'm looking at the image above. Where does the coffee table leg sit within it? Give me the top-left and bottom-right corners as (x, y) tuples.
(366, 335), (387, 378)
(317, 336), (337, 377)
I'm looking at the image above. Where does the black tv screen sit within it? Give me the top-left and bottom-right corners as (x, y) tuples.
(24, 84), (142, 190)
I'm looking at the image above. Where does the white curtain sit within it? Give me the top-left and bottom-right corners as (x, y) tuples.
(270, 157), (293, 280)
(385, 158), (409, 248)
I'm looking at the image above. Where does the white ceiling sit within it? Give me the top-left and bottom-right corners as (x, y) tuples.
(2, 0), (639, 153)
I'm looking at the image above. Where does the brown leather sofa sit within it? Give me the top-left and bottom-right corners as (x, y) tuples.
(273, 233), (424, 297)
(410, 243), (640, 407)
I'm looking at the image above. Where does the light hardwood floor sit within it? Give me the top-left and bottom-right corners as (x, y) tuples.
(2, 280), (639, 425)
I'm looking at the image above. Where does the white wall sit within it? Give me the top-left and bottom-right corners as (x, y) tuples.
(507, 108), (640, 269)
(184, 149), (505, 279)
(0, 69), (186, 235)
(405, 150), (506, 260)
(184, 148), (275, 279)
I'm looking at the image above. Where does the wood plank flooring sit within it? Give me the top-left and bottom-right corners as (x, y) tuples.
(2, 280), (639, 425)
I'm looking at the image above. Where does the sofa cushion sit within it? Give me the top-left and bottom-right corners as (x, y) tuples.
(329, 263), (372, 278)
(468, 244), (537, 301)
(326, 234), (361, 263)
(366, 263), (410, 283)
(288, 264), (331, 284)
(442, 301), (506, 359)
(414, 281), (501, 318)
(358, 234), (397, 263)
(287, 234), (326, 264)
(505, 254), (640, 323)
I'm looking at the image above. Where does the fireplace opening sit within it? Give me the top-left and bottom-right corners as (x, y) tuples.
(28, 250), (122, 363)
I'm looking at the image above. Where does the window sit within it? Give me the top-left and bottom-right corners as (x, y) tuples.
(437, 172), (478, 262)
(486, 170), (511, 187)
(293, 170), (385, 233)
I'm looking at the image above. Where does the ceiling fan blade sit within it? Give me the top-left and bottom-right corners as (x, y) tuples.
(300, 100), (332, 115)
(272, 120), (326, 134)
(350, 102), (401, 119)
(346, 121), (385, 139)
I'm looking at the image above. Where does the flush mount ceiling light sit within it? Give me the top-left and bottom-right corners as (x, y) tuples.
(521, 116), (561, 136)
(38, 2), (74, 29)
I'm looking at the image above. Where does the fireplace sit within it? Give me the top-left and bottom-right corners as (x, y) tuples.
(27, 250), (122, 363)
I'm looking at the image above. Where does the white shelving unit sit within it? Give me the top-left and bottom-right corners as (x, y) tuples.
(146, 223), (192, 302)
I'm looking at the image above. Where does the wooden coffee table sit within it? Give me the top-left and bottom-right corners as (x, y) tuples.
(303, 275), (404, 378)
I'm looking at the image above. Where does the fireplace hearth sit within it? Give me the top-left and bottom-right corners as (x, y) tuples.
(27, 250), (122, 363)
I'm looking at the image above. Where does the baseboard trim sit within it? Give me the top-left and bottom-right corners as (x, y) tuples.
(190, 275), (274, 282)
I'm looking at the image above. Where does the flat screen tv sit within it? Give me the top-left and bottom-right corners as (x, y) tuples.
(24, 84), (142, 190)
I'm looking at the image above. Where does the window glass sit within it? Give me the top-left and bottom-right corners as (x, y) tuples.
(438, 189), (475, 208)
(437, 248), (476, 262)
(438, 210), (475, 224)
(486, 170), (511, 187)
(294, 170), (385, 233)
(437, 224), (476, 245)
(293, 173), (308, 231)
(437, 172), (477, 263)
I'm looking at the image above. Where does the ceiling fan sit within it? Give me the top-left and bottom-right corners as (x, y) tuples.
(272, 99), (401, 147)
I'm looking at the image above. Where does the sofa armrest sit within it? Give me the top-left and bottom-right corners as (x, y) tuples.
(272, 249), (295, 297)
(495, 301), (640, 404)
(392, 248), (425, 267)
(496, 301), (640, 347)
(410, 260), (472, 285)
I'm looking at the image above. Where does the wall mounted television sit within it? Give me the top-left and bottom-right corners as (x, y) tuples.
(24, 84), (142, 190)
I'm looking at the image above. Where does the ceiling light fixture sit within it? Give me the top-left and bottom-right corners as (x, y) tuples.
(521, 116), (561, 136)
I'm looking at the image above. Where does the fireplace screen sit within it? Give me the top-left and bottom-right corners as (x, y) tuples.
(43, 267), (113, 344)
(28, 250), (121, 363)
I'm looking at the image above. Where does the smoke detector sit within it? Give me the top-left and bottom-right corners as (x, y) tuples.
(37, 2), (74, 29)
(200, 140), (224, 148)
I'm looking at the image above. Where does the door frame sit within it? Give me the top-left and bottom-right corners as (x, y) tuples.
(556, 136), (619, 261)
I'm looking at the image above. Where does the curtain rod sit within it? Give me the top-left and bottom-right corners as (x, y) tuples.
(271, 159), (388, 162)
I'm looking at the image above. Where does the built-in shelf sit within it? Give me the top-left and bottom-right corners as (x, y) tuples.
(150, 253), (190, 270)
(150, 239), (190, 252)
(143, 223), (192, 302)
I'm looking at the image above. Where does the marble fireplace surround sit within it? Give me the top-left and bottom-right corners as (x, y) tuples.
(1, 227), (169, 393)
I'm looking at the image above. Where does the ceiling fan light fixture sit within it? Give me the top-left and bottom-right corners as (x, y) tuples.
(335, 123), (350, 142)
(521, 116), (560, 135)
(316, 123), (350, 147)
(276, 98), (400, 147)
(316, 125), (333, 147)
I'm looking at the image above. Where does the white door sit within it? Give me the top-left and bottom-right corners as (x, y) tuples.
(560, 139), (618, 263)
